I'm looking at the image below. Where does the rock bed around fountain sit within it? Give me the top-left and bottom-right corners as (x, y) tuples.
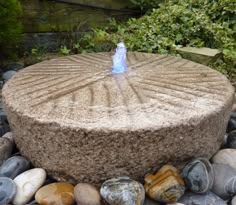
(2, 112), (236, 204)
(1, 52), (235, 204)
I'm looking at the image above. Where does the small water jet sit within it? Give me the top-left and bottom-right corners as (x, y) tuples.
(112, 42), (128, 73)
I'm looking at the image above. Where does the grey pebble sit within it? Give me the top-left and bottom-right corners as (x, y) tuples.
(0, 156), (30, 179)
(182, 158), (214, 193)
(0, 177), (16, 204)
(3, 70), (17, 81)
(178, 191), (226, 205)
(212, 163), (236, 200)
(0, 137), (13, 166)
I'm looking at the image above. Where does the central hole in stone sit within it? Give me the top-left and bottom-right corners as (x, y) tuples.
(112, 42), (128, 74)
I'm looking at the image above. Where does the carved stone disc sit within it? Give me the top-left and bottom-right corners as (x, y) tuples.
(2, 52), (234, 185)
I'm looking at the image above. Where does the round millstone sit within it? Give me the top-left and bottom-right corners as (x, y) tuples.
(2, 52), (234, 185)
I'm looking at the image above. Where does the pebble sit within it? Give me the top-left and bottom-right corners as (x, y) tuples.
(3, 70), (17, 81)
(13, 168), (46, 205)
(100, 176), (145, 205)
(227, 130), (236, 148)
(231, 195), (236, 205)
(0, 137), (13, 166)
(0, 177), (16, 204)
(212, 149), (236, 170)
(182, 158), (214, 193)
(144, 165), (185, 204)
(5, 63), (23, 71)
(178, 191), (226, 205)
(2, 132), (15, 143)
(35, 182), (74, 205)
(74, 183), (101, 205)
(212, 163), (236, 200)
(0, 156), (30, 179)
(227, 114), (236, 133)
(0, 111), (10, 136)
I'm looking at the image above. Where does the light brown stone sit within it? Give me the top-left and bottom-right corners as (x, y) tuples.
(74, 183), (101, 205)
(2, 52), (234, 185)
(35, 182), (74, 205)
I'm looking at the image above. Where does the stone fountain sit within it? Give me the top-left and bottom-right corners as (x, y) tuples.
(2, 44), (234, 185)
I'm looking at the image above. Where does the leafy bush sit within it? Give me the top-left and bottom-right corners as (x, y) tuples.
(0, 0), (22, 61)
(90, 0), (236, 78)
(129, 0), (163, 12)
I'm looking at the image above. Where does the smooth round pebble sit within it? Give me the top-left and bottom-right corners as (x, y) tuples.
(0, 177), (16, 204)
(3, 70), (17, 81)
(5, 63), (23, 71)
(232, 195), (236, 205)
(145, 165), (185, 203)
(178, 191), (226, 205)
(227, 130), (236, 148)
(182, 158), (214, 193)
(100, 176), (145, 205)
(212, 149), (236, 170)
(0, 156), (30, 179)
(2, 132), (15, 143)
(0, 137), (13, 166)
(212, 163), (236, 200)
(74, 183), (101, 205)
(35, 182), (74, 205)
(13, 168), (46, 205)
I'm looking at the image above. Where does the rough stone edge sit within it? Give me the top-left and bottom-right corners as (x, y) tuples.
(4, 93), (233, 186)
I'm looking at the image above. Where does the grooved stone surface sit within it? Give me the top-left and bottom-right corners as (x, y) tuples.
(2, 52), (235, 185)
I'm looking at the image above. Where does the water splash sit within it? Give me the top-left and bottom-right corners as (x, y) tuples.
(112, 42), (128, 73)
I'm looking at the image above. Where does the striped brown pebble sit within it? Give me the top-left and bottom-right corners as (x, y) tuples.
(144, 165), (185, 203)
(2, 52), (234, 185)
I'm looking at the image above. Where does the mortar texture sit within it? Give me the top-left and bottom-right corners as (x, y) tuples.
(2, 52), (234, 185)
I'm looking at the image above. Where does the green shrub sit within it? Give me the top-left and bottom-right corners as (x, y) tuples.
(0, 0), (22, 61)
(129, 0), (163, 12)
(90, 0), (236, 78)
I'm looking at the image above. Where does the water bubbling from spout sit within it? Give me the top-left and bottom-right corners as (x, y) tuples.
(112, 42), (128, 73)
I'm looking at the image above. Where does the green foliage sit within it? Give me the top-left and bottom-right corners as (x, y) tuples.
(59, 46), (71, 56)
(22, 46), (48, 66)
(89, 0), (236, 78)
(0, 0), (23, 61)
(129, 0), (163, 12)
